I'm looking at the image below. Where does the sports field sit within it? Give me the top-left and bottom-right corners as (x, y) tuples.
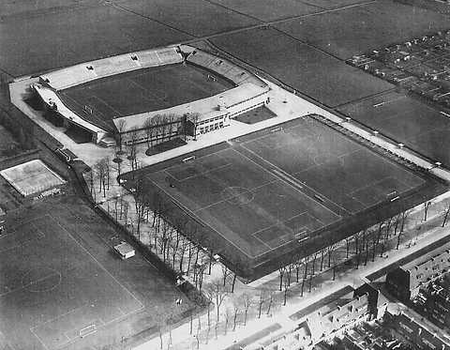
(60, 63), (234, 131)
(210, 28), (393, 107)
(207, 0), (322, 22)
(117, 0), (258, 37)
(275, 1), (450, 60)
(0, 197), (194, 350)
(0, 2), (190, 77)
(123, 116), (444, 279)
(338, 92), (450, 167)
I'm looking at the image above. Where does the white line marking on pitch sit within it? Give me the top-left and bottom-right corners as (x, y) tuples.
(47, 213), (144, 310)
(29, 327), (51, 350)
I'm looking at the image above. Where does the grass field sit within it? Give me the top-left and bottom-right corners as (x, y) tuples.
(0, 196), (194, 350)
(60, 63), (234, 132)
(117, 0), (258, 37)
(275, 1), (450, 60)
(123, 116), (444, 280)
(338, 92), (450, 167)
(234, 105), (276, 124)
(210, 28), (393, 107)
(207, 0), (322, 22)
(0, 2), (190, 77)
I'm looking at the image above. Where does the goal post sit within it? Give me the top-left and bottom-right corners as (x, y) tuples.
(79, 324), (96, 338)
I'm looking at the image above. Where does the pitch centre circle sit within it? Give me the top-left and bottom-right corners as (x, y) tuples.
(221, 186), (254, 205)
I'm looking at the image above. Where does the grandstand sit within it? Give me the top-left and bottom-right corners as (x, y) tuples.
(33, 45), (269, 145)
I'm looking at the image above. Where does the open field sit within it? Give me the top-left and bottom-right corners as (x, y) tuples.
(0, 2), (190, 77)
(116, 0), (258, 37)
(0, 126), (19, 161)
(121, 116), (445, 280)
(338, 92), (450, 167)
(210, 28), (393, 107)
(207, 0), (322, 22)
(0, 196), (194, 350)
(275, 1), (450, 60)
(60, 63), (233, 131)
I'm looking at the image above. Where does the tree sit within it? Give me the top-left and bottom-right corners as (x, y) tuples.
(205, 280), (229, 323)
(423, 201), (431, 222)
(442, 202), (450, 228)
(238, 293), (252, 326)
(127, 128), (139, 172)
(327, 243), (337, 268)
(115, 119), (126, 154)
(231, 298), (241, 332)
(283, 273), (290, 306)
(400, 209), (410, 233)
(278, 266), (287, 291)
(143, 117), (155, 148)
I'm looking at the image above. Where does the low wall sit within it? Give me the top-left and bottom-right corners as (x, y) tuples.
(41, 47), (183, 91)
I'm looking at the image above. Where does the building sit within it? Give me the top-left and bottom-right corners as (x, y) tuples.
(259, 284), (386, 350)
(413, 274), (450, 330)
(385, 311), (450, 350)
(113, 83), (270, 143)
(33, 45), (270, 146)
(386, 242), (450, 302)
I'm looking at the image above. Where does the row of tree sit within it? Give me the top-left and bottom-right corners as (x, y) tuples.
(114, 112), (200, 152)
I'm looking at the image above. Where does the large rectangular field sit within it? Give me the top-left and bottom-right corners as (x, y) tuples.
(0, 197), (194, 350)
(337, 91), (450, 167)
(210, 28), (393, 107)
(275, 1), (450, 60)
(59, 63), (234, 131)
(0, 2), (190, 77)
(124, 116), (446, 280)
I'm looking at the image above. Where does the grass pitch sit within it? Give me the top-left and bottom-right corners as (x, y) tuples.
(123, 116), (444, 280)
(210, 28), (393, 107)
(60, 63), (234, 131)
(0, 197), (194, 350)
(275, 1), (450, 60)
(338, 92), (450, 167)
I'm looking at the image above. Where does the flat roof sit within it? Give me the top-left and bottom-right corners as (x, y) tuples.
(114, 242), (135, 255)
(402, 241), (450, 271)
(113, 83), (269, 132)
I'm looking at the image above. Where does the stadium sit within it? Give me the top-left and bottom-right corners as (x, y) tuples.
(32, 45), (270, 146)
(29, 43), (448, 282)
(120, 115), (447, 281)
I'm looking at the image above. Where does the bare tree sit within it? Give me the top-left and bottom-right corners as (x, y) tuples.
(423, 201), (431, 222)
(239, 293), (252, 326)
(327, 243), (337, 268)
(278, 266), (286, 292)
(115, 119), (126, 154)
(231, 298), (241, 331)
(205, 280), (229, 323)
(143, 117), (155, 149)
(442, 202), (450, 227)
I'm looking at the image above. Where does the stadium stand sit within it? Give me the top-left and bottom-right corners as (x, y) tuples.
(40, 47), (183, 91)
(184, 46), (267, 88)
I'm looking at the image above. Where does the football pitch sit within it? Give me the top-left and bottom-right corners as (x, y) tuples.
(338, 91), (450, 167)
(60, 63), (234, 131)
(123, 116), (445, 280)
(0, 198), (194, 350)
